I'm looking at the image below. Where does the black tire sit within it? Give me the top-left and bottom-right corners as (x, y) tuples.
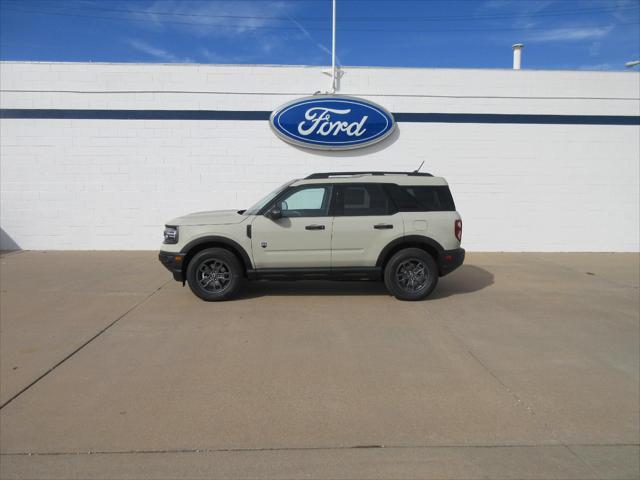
(186, 248), (243, 301)
(383, 248), (438, 301)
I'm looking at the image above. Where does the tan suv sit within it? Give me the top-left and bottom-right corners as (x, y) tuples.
(159, 171), (464, 301)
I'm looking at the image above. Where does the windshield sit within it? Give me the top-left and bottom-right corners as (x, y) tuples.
(244, 180), (296, 215)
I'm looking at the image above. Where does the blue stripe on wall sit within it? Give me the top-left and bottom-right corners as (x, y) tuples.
(393, 113), (640, 125)
(0, 109), (271, 121)
(1, 109), (638, 125)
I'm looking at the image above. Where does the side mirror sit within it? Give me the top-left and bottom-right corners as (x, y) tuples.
(266, 205), (282, 220)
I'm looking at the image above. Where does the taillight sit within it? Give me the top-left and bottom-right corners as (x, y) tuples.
(454, 219), (462, 242)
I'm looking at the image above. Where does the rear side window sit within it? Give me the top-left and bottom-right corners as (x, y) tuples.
(340, 184), (391, 216)
(386, 185), (456, 212)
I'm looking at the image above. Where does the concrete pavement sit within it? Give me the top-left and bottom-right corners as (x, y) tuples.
(0, 251), (638, 479)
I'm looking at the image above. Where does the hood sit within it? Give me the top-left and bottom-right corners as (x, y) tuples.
(167, 209), (249, 226)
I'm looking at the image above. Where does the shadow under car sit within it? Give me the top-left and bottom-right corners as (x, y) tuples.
(235, 264), (494, 300)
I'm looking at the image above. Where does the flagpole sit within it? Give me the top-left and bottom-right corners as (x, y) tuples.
(331, 0), (336, 93)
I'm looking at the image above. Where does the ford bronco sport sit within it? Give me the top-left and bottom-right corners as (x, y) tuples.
(159, 171), (464, 301)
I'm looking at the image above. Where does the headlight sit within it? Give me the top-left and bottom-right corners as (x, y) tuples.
(163, 226), (179, 244)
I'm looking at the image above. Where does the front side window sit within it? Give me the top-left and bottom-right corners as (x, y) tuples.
(340, 184), (391, 216)
(244, 180), (296, 215)
(279, 186), (331, 217)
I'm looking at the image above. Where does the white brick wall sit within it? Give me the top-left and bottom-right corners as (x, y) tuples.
(1, 62), (638, 251)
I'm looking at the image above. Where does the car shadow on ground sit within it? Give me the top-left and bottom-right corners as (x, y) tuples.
(236, 265), (494, 300)
(429, 265), (495, 300)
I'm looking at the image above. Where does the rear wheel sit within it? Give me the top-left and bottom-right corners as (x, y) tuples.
(384, 248), (438, 301)
(186, 248), (243, 301)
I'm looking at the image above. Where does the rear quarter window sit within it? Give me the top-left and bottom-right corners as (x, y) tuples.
(387, 185), (456, 212)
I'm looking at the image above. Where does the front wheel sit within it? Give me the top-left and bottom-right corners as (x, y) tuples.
(186, 248), (243, 301)
(384, 248), (438, 301)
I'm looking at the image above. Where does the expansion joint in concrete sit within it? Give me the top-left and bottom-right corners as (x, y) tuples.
(0, 280), (170, 410)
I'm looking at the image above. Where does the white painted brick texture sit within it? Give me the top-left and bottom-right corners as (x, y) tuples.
(0, 62), (638, 251)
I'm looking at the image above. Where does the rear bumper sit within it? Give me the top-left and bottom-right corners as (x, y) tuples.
(158, 251), (185, 282)
(438, 248), (465, 276)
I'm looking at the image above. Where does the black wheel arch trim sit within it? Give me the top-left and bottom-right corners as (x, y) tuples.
(180, 236), (254, 270)
(376, 235), (445, 267)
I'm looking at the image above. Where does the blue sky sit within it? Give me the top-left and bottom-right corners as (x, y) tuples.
(1, 0), (638, 70)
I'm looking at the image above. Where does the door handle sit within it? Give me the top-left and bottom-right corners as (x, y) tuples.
(374, 224), (394, 230)
(305, 224), (326, 230)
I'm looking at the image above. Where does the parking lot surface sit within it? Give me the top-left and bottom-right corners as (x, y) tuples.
(0, 251), (638, 479)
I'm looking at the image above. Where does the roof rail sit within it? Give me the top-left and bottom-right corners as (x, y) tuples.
(305, 171), (433, 179)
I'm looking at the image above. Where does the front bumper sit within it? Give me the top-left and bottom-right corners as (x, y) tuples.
(159, 251), (185, 282)
(438, 248), (465, 276)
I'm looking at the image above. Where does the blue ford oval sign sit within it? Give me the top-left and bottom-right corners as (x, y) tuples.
(270, 95), (396, 150)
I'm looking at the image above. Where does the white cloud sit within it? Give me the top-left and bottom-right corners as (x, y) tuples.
(288, 17), (335, 64)
(199, 47), (224, 63)
(482, 0), (514, 9)
(578, 62), (614, 70)
(128, 39), (192, 62)
(130, 0), (296, 38)
(528, 25), (614, 43)
(122, 0), (306, 63)
(611, 0), (640, 22)
(480, 0), (554, 23)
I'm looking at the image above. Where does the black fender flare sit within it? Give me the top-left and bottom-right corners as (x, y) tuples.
(180, 235), (253, 270)
(375, 235), (445, 267)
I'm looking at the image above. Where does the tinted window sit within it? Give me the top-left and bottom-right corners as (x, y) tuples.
(340, 184), (390, 216)
(386, 185), (419, 210)
(387, 185), (456, 212)
(279, 186), (331, 217)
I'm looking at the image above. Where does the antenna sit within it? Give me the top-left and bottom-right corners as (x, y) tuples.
(413, 161), (425, 173)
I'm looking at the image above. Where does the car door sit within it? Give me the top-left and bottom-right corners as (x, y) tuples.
(250, 184), (334, 269)
(331, 183), (404, 267)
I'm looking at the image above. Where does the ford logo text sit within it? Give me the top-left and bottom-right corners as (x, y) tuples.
(270, 96), (396, 150)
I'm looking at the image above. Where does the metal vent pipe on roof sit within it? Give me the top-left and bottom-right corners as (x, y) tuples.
(512, 44), (524, 70)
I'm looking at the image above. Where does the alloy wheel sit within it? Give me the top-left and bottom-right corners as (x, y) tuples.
(396, 259), (428, 293)
(197, 259), (232, 293)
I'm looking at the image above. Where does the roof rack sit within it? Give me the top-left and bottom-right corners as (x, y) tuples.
(305, 171), (433, 179)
